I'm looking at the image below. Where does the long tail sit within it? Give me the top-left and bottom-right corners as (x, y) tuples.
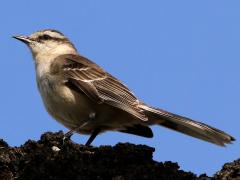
(139, 104), (235, 146)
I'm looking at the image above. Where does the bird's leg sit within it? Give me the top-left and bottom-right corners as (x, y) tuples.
(63, 121), (89, 142)
(64, 112), (98, 145)
(64, 130), (74, 139)
(84, 112), (100, 146)
(85, 129), (100, 146)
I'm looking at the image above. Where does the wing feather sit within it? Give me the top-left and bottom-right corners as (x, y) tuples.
(57, 54), (147, 121)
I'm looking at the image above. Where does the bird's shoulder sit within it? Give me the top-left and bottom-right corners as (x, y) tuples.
(50, 54), (105, 75)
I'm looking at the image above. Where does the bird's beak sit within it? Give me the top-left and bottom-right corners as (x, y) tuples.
(12, 35), (32, 44)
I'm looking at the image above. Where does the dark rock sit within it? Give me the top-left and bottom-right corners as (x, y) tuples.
(0, 131), (238, 180)
(214, 159), (240, 180)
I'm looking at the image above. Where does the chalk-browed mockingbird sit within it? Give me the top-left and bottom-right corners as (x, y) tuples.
(13, 29), (235, 146)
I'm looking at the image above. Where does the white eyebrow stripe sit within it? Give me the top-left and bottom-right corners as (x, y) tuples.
(44, 31), (65, 39)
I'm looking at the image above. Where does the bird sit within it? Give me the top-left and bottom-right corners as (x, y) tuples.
(13, 29), (235, 146)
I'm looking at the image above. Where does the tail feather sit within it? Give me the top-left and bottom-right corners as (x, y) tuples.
(140, 104), (235, 146)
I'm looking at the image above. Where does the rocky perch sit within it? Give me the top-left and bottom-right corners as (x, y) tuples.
(0, 131), (239, 180)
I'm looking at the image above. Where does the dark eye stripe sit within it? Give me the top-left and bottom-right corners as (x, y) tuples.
(39, 34), (52, 40)
(38, 34), (67, 42)
(40, 34), (52, 40)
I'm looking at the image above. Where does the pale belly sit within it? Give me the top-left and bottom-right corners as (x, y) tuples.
(37, 76), (139, 134)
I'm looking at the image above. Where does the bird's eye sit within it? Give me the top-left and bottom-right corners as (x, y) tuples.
(40, 34), (52, 40)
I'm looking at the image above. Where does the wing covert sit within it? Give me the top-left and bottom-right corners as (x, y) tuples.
(56, 54), (147, 121)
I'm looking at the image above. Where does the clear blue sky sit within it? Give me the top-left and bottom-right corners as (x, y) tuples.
(0, 0), (239, 176)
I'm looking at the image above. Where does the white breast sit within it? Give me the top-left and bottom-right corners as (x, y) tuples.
(36, 65), (94, 131)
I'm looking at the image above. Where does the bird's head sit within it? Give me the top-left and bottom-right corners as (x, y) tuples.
(13, 29), (77, 59)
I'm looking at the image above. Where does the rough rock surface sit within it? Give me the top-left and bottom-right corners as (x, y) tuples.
(0, 131), (238, 180)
